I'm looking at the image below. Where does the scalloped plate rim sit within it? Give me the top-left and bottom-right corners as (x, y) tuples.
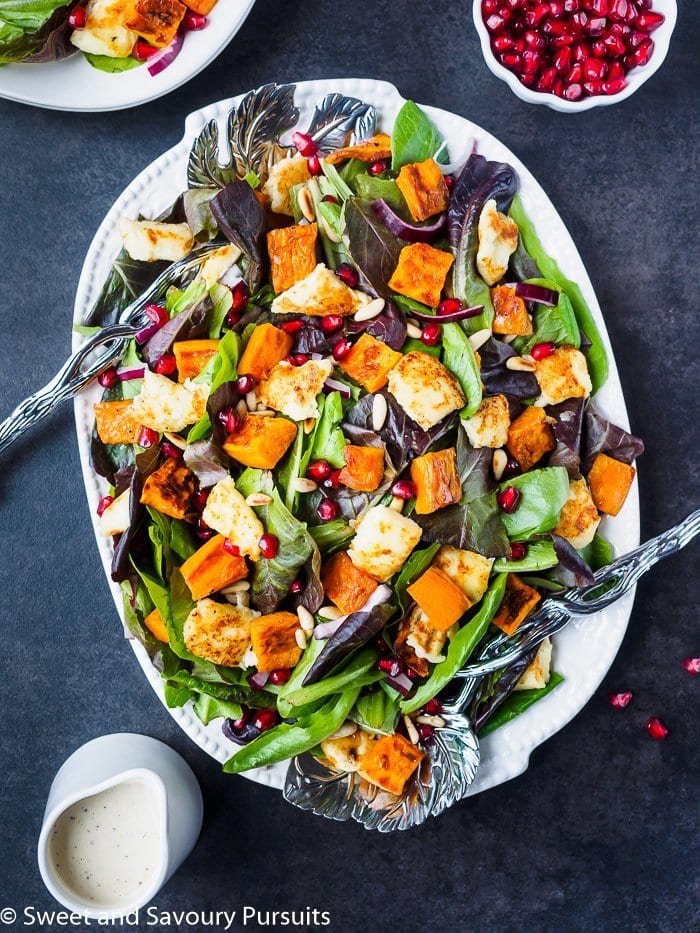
(72, 77), (640, 801)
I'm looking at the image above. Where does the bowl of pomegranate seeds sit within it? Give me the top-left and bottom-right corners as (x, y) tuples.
(474, 0), (677, 111)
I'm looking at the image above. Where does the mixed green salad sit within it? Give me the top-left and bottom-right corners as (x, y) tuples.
(86, 97), (643, 795)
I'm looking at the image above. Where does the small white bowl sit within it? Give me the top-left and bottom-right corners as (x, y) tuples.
(472, 0), (677, 113)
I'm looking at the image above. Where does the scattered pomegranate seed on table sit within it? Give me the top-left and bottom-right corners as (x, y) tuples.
(258, 533), (279, 559)
(645, 717), (669, 740)
(682, 657), (700, 675)
(609, 691), (633, 709)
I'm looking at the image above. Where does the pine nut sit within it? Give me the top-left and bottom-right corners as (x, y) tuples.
(236, 399), (248, 419)
(469, 328), (492, 352)
(406, 323), (423, 339)
(354, 297), (385, 322)
(246, 493), (272, 507)
(372, 393), (388, 431)
(249, 409), (275, 417)
(416, 714), (445, 728)
(320, 215), (341, 244)
(403, 715), (420, 745)
(235, 592), (250, 609)
(292, 477), (318, 493)
(298, 186), (315, 223)
(163, 432), (187, 450)
(297, 605), (315, 635)
(492, 448), (508, 481)
(221, 580), (251, 595)
(318, 605), (343, 620)
(503, 334), (517, 344)
(327, 722), (358, 741)
(295, 628), (308, 650)
(303, 417), (316, 435)
(506, 356), (536, 372)
(389, 496), (405, 512)
(245, 390), (257, 411)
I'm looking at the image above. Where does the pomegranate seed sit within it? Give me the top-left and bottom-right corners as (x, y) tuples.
(98, 367), (118, 389)
(332, 338), (352, 361)
(368, 160), (389, 176)
(68, 6), (87, 27)
(374, 634), (390, 654)
(586, 0), (609, 13)
(634, 10), (663, 30)
(307, 155), (322, 176)
(573, 39), (592, 59)
(587, 16), (608, 34)
(522, 49), (544, 74)
(391, 480), (417, 500)
(225, 307), (241, 329)
(421, 322), (441, 346)
(602, 76), (627, 94)
(501, 52), (522, 70)
(280, 318), (303, 334)
(418, 724), (435, 742)
(682, 657), (700, 675)
(525, 3), (549, 26)
(549, 0), (565, 15)
(335, 262), (359, 288)
(531, 341), (556, 360)
(183, 10), (207, 29)
(322, 194), (339, 204)
(483, 0), (499, 13)
(160, 441), (182, 459)
(269, 668), (292, 685)
(258, 533), (279, 559)
(493, 34), (516, 52)
(628, 29), (648, 47)
(193, 489), (209, 511)
(444, 175), (455, 191)
(608, 0), (629, 18)
(537, 66), (558, 89)
(520, 73), (538, 88)
(96, 495), (114, 517)
(233, 374), (256, 393)
(218, 407), (240, 434)
(554, 45), (573, 72)
(323, 469), (343, 490)
(567, 62), (584, 83)
(223, 539), (240, 557)
(378, 658), (401, 676)
(133, 39), (159, 60)
(608, 60), (625, 79)
(571, 10), (589, 29)
(510, 542), (527, 561)
(609, 691), (633, 709)
(317, 499), (340, 522)
(591, 37), (607, 55)
(405, 666), (420, 680)
(197, 519), (214, 541)
(138, 427), (158, 448)
(252, 708), (279, 732)
(231, 706), (250, 730)
(524, 28), (546, 48)
(153, 353), (177, 376)
(555, 77), (569, 99)
(307, 460), (332, 482)
(289, 353), (309, 366)
(502, 455), (522, 479)
(292, 131), (318, 157)
(290, 579), (303, 594)
(604, 33), (626, 55)
(437, 298), (462, 316)
(145, 303), (169, 327)
(231, 280), (249, 312)
(564, 0), (580, 9)
(486, 13), (506, 31)
(646, 717), (668, 740)
(425, 698), (443, 715)
(497, 486), (521, 513)
(631, 37), (654, 65)
(583, 79), (604, 94)
(320, 314), (344, 334)
(551, 33), (577, 47)
(583, 56), (608, 78)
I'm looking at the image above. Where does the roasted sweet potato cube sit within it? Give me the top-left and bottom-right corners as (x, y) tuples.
(324, 133), (392, 166)
(396, 158), (449, 222)
(388, 242), (454, 308)
(321, 551), (378, 615)
(410, 447), (462, 515)
(337, 333), (402, 393)
(393, 609), (430, 677)
(338, 444), (385, 492)
(140, 458), (197, 520)
(492, 574), (541, 636)
(144, 607), (168, 643)
(93, 400), (141, 445)
(182, 0), (217, 13)
(358, 733), (424, 796)
(238, 323), (294, 382)
(173, 339), (220, 382)
(250, 611), (302, 672)
(267, 223), (318, 293)
(587, 453), (636, 516)
(407, 565), (471, 632)
(125, 0), (186, 47)
(491, 285), (533, 336)
(222, 415), (297, 469)
(180, 534), (248, 601)
(507, 406), (556, 471)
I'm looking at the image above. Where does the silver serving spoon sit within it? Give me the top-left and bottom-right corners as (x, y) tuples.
(284, 507), (700, 831)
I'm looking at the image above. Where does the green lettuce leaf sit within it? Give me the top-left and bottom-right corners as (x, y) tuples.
(391, 100), (449, 170)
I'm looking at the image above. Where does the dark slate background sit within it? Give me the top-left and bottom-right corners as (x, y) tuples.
(0, 2), (698, 930)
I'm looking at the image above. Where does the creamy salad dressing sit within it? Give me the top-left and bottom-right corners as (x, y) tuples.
(48, 779), (163, 907)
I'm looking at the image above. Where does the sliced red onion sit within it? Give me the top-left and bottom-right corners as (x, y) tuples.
(408, 305), (483, 324)
(135, 321), (161, 345)
(310, 352), (324, 361)
(323, 377), (352, 399)
(515, 282), (559, 306)
(314, 618), (345, 640)
(372, 199), (446, 243)
(314, 584), (392, 640)
(384, 672), (414, 697)
(220, 265), (243, 289)
(116, 365), (145, 381)
(147, 30), (184, 77)
(248, 670), (270, 690)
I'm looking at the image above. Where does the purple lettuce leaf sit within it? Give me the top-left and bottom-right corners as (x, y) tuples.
(547, 397), (585, 478)
(582, 407), (644, 474)
(479, 337), (540, 400)
(210, 180), (268, 290)
(549, 534), (596, 587)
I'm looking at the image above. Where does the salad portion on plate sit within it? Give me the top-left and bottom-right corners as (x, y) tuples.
(83, 85), (643, 801)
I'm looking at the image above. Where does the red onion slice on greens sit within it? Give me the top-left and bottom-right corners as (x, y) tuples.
(515, 282), (559, 306)
(371, 199), (446, 243)
(147, 31), (184, 76)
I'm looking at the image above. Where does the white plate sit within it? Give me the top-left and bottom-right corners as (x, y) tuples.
(0, 2), (256, 112)
(73, 78), (640, 799)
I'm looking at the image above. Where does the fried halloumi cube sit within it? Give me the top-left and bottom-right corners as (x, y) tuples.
(533, 346), (592, 407)
(201, 476), (264, 560)
(271, 263), (371, 317)
(124, 0), (186, 48)
(552, 478), (600, 549)
(198, 244), (241, 288)
(183, 598), (257, 667)
(347, 505), (422, 582)
(388, 242), (454, 308)
(250, 611), (302, 672)
(387, 351), (465, 430)
(140, 458), (197, 520)
(463, 395), (511, 449)
(257, 359), (333, 422)
(267, 224), (318, 293)
(320, 728), (377, 772)
(98, 489), (131, 536)
(262, 153), (312, 216)
(476, 199), (519, 286)
(433, 546), (494, 604)
(491, 285), (533, 336)
(70, 0), (138, 58)
(514, 637), (552, 691)
(119, 218), (194, 262)
(394, 605), (448, 676)
(93, 399), (141, 445)
(358, 733), (424, 796)
(130, 370), (208, 433)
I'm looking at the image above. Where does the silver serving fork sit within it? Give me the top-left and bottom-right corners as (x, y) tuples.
(0, 244), (219, 457)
